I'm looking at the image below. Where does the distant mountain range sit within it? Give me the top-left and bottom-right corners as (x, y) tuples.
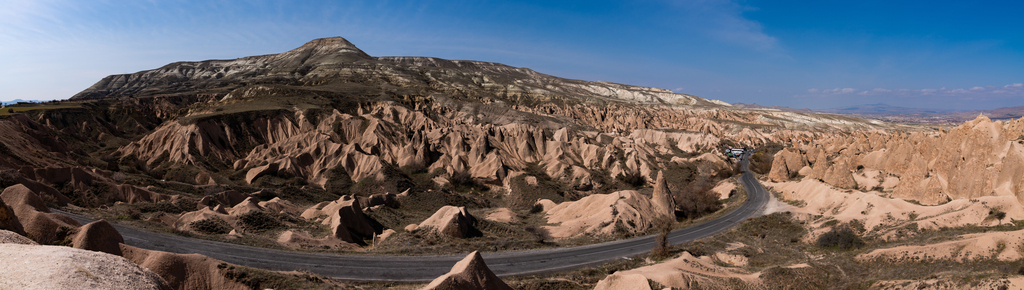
(1, 99), (43, 106)
(734, 102), (1024, 124)
(818, 103), (952, 115)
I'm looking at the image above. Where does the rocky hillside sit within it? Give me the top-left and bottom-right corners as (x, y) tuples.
(769, 114), (1024, 205)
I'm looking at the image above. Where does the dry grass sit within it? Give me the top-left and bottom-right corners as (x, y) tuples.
(0, 104), (80, 115)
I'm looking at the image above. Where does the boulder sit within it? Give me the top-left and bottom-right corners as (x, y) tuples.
(422, 251), (513, 290)
(415, 206), (478, 238)
(72, 220), (124, 256)
(322, 196), (380, 244)
(768, 152), (791, 182)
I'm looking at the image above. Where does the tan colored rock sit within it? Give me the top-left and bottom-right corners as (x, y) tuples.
(596, 251), (761, 289)
(120, 244), (247, 290)
(415, 206), (477, 238)
(1, 184), (82, 245)
(375, 229), (397, 246)
(72, 220), (124, 256)
(767, 152), (791, 182)
(651, 171), (675, 218)
(245, 163), (278, 184)
(594, 273), (652, 290)
(320, 196), (379, 244)
(422, 251), (513, 290)
(228, 197), (263, 216)
(0, 244), (171, 290)
(543, 190), (663, 238)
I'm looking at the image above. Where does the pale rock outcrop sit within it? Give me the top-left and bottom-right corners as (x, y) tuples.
(775, 115), (1024, 204)
(258, 197), (302, 215)
(415, 206), (477, 238)
(593, 273), (652, 290)
(227, 197), (263, 216)
(301, 196), (381, 244)
(421, 251), (513, 290)
(174, 207), (233, 233)
(0, 244), (171, 290)
(651, 171), (676, 218)
(543, 190), (664, 238)
(245, 163), (278, 184)
(596, 251), (761, 289)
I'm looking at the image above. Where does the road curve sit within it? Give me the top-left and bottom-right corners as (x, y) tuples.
(63, 153), (770, 282)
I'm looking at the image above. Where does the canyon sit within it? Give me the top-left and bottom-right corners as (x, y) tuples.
(1, 37), (1020, 289)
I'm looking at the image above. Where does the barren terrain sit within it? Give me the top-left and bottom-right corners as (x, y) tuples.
(2, 36), (1022, 289)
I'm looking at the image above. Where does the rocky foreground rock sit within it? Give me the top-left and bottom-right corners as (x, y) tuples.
(0, 244), (171, 290)
(0, 184), (250, 290)
(422, 251), (513, 290)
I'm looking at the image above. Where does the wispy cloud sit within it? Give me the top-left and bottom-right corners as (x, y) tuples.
(668, 0), (778, 51)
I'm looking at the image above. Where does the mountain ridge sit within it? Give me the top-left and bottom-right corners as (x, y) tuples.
(71, 37), (726, 107)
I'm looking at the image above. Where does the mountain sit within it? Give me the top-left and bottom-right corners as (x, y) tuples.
(72, 37), (723, 107)
(730, 103), (815, 113)
(817, 103), (1024, 124)
(819, 103), (952, 115)
(1, 99), (43, 106)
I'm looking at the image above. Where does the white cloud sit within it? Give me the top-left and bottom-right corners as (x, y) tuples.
(672, 1), (778, 51)
(807, 88), (819, 93)
(921, 88), (937, 93)
(1007, 83), (1023, 88)
(971, 86), (985, 91)
(872, 88), (891, 93)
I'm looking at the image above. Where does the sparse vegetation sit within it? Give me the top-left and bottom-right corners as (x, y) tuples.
(189, 218), (232, 235)
(237, 211), (286, 233)
(816, 225), (865, 249)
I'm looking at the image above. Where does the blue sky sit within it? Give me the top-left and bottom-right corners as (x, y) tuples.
(2, 0), (1022, 110)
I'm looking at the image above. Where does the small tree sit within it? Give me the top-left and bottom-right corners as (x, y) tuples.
(650, 216), (673, 259)
(7, 108), (12, 114)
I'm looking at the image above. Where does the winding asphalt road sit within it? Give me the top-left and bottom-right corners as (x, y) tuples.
(63, 152), (769, 282)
